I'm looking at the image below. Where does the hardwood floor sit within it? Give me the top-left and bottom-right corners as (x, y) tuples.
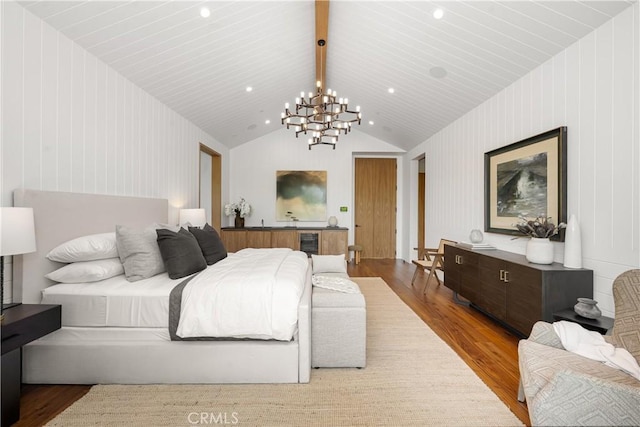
(348, 259), (530, 426)
(15, 259), (530, 426)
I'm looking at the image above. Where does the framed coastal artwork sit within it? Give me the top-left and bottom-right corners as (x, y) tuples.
(484, 127), (567, 240)
(276, 170), (327, 222)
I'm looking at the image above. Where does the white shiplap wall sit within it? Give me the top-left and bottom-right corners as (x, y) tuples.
(406, 3), (639, 318)
(0, 1), (229, 302)
(228, 127), (405, 248)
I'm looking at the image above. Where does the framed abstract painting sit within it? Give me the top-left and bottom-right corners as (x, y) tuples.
(276, 170), (327, 222)
(484, 127), (567, 240)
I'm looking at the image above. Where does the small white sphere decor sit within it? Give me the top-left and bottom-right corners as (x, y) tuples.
(469, 229), (483, 243)
(328, 216), (338, 227)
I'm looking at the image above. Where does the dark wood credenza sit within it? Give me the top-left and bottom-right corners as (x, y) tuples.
(444, 245), (593, 337)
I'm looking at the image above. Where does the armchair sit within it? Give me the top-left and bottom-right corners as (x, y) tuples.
(518, 269), (640, 426)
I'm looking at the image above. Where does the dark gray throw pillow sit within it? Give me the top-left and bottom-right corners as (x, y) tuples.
(156, 228), (207, 279)
(188, 223), (228, 265)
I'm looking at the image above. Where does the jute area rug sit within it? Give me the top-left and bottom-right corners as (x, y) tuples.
(48, 277), (523, 426)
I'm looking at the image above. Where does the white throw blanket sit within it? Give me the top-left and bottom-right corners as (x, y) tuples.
(312, 275), (361, 293)
(553, 320), (640, 380)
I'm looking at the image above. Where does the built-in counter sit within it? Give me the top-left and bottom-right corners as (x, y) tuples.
(221, 227), (348, 257)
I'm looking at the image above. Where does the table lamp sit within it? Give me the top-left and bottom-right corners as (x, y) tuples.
(0, 207), (37, 321)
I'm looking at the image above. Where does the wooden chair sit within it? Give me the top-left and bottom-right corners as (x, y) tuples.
(411, 239), (457, 293)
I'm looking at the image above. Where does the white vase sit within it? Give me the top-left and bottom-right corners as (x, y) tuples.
(328, 216), (338, 227)
(526, 237), (554, 264)
(563, 214), (582, 269)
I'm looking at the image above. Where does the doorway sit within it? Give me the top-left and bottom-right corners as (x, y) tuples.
(417, 157), (425, 259)
(199, 144), (222, 231)
(354, 157), (397, 259)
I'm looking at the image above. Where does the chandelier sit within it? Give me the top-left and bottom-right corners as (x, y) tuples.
(281, 81), (361, 150)
(281, 1), (361, 150)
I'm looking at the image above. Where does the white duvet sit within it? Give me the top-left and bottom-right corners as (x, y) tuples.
(176, 248), (309, 341)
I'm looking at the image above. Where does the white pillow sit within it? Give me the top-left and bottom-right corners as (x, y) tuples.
(311, 254), (347, 274)
(47, 232), (117, 263)
(45, 258), (124, 283)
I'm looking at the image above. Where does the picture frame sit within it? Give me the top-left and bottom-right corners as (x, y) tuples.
(484, 127), (567, 240)
(276, 170), (327, 222)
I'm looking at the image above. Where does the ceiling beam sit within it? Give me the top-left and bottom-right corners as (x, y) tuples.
(315, 0), (329, 90)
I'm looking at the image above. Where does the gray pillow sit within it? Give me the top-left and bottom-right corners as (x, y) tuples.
(156, 228), (207, 279)
(116, 224), (167, 282)
(188, 223), (227, 265)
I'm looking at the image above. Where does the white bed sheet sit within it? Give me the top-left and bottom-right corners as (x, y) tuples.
(41, 272), (184, 327)
(41, 248), (310, 333)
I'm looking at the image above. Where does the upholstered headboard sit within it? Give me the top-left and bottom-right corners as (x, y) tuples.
(13, 189), (168, 304)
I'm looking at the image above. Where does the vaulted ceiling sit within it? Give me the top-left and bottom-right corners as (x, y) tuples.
(18, 1), (634, 151)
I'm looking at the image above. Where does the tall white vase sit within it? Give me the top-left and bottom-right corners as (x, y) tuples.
(563, 214), (582, 268)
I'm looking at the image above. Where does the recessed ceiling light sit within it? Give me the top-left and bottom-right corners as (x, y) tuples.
(265, 119), (271, 125)
(368, 121), (374, 125)
(433, 8), (444, 19)
(200, 7), (211, 18)
(429, 66), (448, 79)
(388, 88), (395, 94)
(246, 86), (253, 92)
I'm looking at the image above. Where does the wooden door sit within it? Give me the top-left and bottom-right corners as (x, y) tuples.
(220, 230), (247, 253)
(246, 231), (271, 248)
(476, 257), (507, 321)
(321, 229), (348, 257)
(418, 169), (425, 259)
(354, 158), (397, 259)
(506, 264), (542, 335)
(271, 230), (298, 250)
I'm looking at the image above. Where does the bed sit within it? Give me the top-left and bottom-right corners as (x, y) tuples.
(13, 189), (312, 384)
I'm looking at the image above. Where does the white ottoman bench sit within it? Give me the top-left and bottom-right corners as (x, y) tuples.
(311, 281), (366, 368)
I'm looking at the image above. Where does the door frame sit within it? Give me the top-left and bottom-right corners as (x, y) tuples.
(199, 144), (222, 231)
(352, 155), (399, 259)
(417, 156), (426, 259)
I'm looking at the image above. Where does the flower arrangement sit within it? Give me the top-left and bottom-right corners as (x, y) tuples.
(515, 215), (565, 239)
(224, 198), (251, 218)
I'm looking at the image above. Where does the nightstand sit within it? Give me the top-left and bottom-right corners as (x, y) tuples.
(1, 304), (61, 426)
(553, 308), (614, 335)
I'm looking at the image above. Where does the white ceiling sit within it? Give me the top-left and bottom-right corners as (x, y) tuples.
(18, 1), (634, 151)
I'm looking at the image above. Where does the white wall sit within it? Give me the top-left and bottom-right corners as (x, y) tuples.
(228, 127), (404, 247)
(406, 3), (639, 318)
(0, 1), (229, 301)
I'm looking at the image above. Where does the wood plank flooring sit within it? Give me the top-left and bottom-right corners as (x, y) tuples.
(15, 259), (530, 426)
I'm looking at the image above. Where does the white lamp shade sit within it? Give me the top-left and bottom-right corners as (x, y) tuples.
(0, 207), (37, 256)
(179, 209), (206, 227)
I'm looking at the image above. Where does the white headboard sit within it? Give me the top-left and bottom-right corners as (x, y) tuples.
(13, 189), (168, 304)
